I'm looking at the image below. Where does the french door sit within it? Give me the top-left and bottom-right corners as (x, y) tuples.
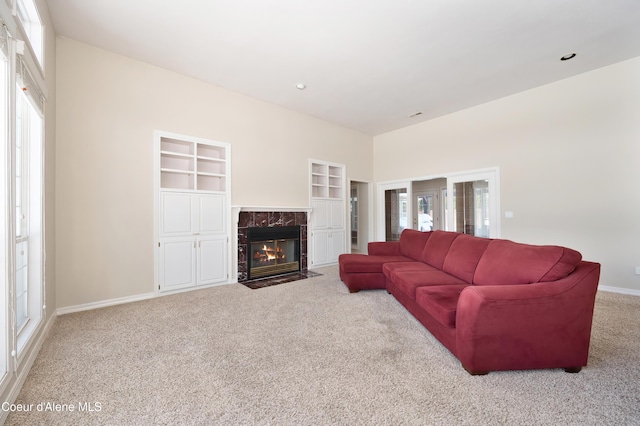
(377, 181), (411, 241)
(446, 168), (500, 238)
(377, 168), (500, 240)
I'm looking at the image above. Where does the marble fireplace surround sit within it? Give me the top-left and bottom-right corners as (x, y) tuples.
(233, 207), (312, 282)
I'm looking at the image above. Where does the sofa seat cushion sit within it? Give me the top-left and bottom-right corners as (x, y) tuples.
(339, 254), (413, 274)
(382, 261), (438, 282)
(416, 285), (470, 328)
(474, 240), (583, 285)
(394, 270), (467, 300)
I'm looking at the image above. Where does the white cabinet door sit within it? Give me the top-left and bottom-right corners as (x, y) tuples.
(311, 230), (345, 266)
(311, 199), (346, 266)
(329, 230), (346, 263)
(311, 199), (329, 229)
(159, 238), (196, 290)
(198, 194), (226, 234)
(162, 193), (226, 236)
(312, 199), (344, 230)
(329, 200), (345, 229)
(161, 193), (194, 236)
(158, 192), (229, 292)
(198, 236), (227, 284)
(311, 230), (329, 266)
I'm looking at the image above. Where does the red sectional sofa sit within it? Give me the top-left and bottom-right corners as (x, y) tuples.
(338, 229), (601, 375)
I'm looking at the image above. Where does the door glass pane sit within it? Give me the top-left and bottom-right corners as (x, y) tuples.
(442, 188), (448, 231)
(350, 187), (358, 247)
(453, 180), (490, 237)
(416, 194), (434, 231)
(385, 188), (407, 241)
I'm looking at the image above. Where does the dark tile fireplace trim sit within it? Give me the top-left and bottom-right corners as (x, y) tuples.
(237, 210), (308, 282)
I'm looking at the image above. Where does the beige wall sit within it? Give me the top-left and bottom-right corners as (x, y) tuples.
(55, 36), (640, 306)
(55, 38), (372, 309)
(374, 56), (640, 291)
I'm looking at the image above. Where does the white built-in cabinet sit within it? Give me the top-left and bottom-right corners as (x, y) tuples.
(155, 131), (231, 292)
(310, 160), (346, 267)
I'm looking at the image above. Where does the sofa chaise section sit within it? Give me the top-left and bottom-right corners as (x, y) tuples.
(338, 229), (431, 292)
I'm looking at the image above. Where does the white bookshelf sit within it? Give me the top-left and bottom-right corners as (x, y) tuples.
(155, 131), (231, 293)
(160, 137), (227, 192)
(310, 159), (346, 267)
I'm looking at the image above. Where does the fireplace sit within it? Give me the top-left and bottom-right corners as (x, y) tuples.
(236, 209), (309, 283)
(247, 226), (300, 280)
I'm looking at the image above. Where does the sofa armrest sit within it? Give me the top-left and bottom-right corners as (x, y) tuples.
(367, 241), (401, 256)
(456, 261), (600, 373)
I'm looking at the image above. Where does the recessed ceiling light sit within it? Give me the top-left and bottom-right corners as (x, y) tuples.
(409, 111), (422, 118)
(296, 83), (306, 90)
(560, 53), (577, 61)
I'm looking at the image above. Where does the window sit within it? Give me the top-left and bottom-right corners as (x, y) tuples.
(14, 78), (44, 351)
(16, 0), (44, 69)
(0, 30), (9, 381)
(0, 3), (47, 394)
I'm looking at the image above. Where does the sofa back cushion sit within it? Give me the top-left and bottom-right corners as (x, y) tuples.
(473, 239), (582, 285)
(399, 229), (432, 261)
(420, 230), (460, 269)
(442, 234), (491, 283)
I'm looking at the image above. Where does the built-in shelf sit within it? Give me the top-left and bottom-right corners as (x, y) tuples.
(155, 130), (231, 293)
(311, 162), (343, 199)
(309, 160), (346, 267)
(160, 136), (227, 192)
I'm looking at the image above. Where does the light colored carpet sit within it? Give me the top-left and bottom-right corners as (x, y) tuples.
(6, 265), (640, 425)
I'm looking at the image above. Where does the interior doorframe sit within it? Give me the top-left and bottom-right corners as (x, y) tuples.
(348, 179), (374, 254)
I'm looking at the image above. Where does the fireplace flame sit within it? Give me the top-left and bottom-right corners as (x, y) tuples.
(262, 244), (277, 261)
(259, 244), (284, 262)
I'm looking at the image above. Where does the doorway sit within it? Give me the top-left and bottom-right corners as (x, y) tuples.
(414, 191), (436, 231)
(349, 180), (372, 253)
(412, 177), (446, 231)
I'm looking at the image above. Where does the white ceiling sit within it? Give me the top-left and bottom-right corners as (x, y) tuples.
(46, 0), (640, 135)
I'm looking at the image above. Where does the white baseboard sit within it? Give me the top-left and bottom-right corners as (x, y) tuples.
(57, 292), (157, 316)
(598, 285), (640, 297)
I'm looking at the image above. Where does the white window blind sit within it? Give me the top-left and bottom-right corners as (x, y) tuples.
(16, 57), (44, 115)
